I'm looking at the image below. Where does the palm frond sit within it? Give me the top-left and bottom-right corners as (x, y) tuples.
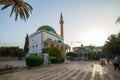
(19, 8), (24, 20)
(20, 7), (27, 21)
(0, 1), (14, 5)
(23, 6), (29, 19)
(1, 0), (32, 21)
(19, 10), (24, 20)
(14, 5), (18, 21)
(10, 5), (15, 17)
(24, 2), (33, 10)
(1, 4), (11, 10)
(23, 4), (32, 13)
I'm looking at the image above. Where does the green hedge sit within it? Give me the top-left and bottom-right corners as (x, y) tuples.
(25, 56), (43, 67)
(50, 58), (65, 63)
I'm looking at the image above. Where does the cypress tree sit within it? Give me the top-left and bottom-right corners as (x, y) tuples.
(24, 33), (29, 56)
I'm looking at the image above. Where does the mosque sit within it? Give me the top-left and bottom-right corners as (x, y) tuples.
(27, 14), (70, 56)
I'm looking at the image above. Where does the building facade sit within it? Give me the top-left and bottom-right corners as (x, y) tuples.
(73, 45), (102, 54)
(27, 14), (70, 56)
(72, 45), (102, 60)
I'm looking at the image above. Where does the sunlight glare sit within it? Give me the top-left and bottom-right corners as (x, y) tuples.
(81, 30), (108, 46)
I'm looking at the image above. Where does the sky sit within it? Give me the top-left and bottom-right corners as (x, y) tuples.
(0, 0), (120, 48)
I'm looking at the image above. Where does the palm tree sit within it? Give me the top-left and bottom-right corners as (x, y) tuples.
(116, 16), (120, 24)
(0, 0), (33, 21)
(88, 44), (95, 54)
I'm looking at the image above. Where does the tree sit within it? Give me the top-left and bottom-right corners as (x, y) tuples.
(102, 32), (120, 58)
(0, 0), (33, 21)
(48, 47), (62, 58)
(0, 46), (24, 57)
(66, 52), (76, 60)
(24, 33), (29, 56)
(116, 16), (120, 24)
(42, 48), (49, 53)
(88, 44), (95, 54)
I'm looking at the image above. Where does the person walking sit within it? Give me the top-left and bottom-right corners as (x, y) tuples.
(113, 56), (120, 70)
(107, 57), (110, 64)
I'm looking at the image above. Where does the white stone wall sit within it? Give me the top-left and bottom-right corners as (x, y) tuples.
(28, 30), (63, 56)
(28, 32), (42, 56)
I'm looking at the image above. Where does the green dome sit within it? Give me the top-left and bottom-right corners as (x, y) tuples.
(78, 44), (86, 50)
(37, 25), (57, 34)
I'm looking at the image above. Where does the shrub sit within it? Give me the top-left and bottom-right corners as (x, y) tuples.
(50, 58), (65, 63)
(57, 58), (65, 63)
(66, 52), (76, 60)
(50, 58), (57, 63)
(66, 52), (76, 57)
(48, 47), (62, 58)
(25, 56), (43, 67)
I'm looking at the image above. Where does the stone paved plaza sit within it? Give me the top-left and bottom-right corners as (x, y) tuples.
(0, 61), (120, 80)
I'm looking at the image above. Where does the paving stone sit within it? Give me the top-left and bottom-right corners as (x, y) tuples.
(0, 61), (120, 80)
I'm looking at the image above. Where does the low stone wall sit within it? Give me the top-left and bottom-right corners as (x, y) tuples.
(0, 57), (25, 61)
(0, 57), (18, 61)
